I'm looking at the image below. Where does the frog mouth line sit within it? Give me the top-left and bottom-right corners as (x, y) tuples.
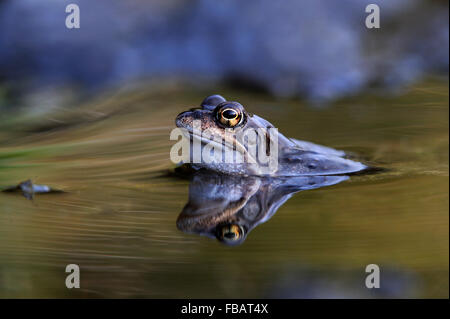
(181, 128), (252, 160)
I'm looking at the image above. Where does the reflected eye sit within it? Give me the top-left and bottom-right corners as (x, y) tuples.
(218, 224), (245, 244)
(216, 102), (245, 127)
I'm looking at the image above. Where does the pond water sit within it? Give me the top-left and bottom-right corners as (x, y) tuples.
(0, 80), (448, 298)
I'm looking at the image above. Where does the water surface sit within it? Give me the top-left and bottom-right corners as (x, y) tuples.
(0, 81), (448, 298)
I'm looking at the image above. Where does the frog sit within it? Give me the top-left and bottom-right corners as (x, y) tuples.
(175, 94), (367, 176)
(177, 170), (349, 245)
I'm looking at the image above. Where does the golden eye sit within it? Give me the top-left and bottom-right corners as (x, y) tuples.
(218, 224), (244, 243)
(216, 105), (243, 127)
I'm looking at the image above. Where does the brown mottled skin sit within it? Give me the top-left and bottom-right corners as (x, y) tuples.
(175, 95), (367, 176)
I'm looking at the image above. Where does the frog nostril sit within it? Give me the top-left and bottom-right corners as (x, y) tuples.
(193, 112), (203, 120)
(307, 162), (317, 170)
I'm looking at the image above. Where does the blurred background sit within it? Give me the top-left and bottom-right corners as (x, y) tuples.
(0, 0), (448, 299)
(0, 0), (448, 106)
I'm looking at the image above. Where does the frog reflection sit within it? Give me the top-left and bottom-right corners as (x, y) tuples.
(176, 170), (348, 245)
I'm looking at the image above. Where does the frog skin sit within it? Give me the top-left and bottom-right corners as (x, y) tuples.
(176, 170), (349, 245)
(175, 95), (367, 176)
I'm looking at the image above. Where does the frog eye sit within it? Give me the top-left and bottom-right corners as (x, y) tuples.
(217, 223), (245, 244)
(215, 102), (245, 127)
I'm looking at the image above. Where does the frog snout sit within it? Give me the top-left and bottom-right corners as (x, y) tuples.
(175, 111), (191, 127)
